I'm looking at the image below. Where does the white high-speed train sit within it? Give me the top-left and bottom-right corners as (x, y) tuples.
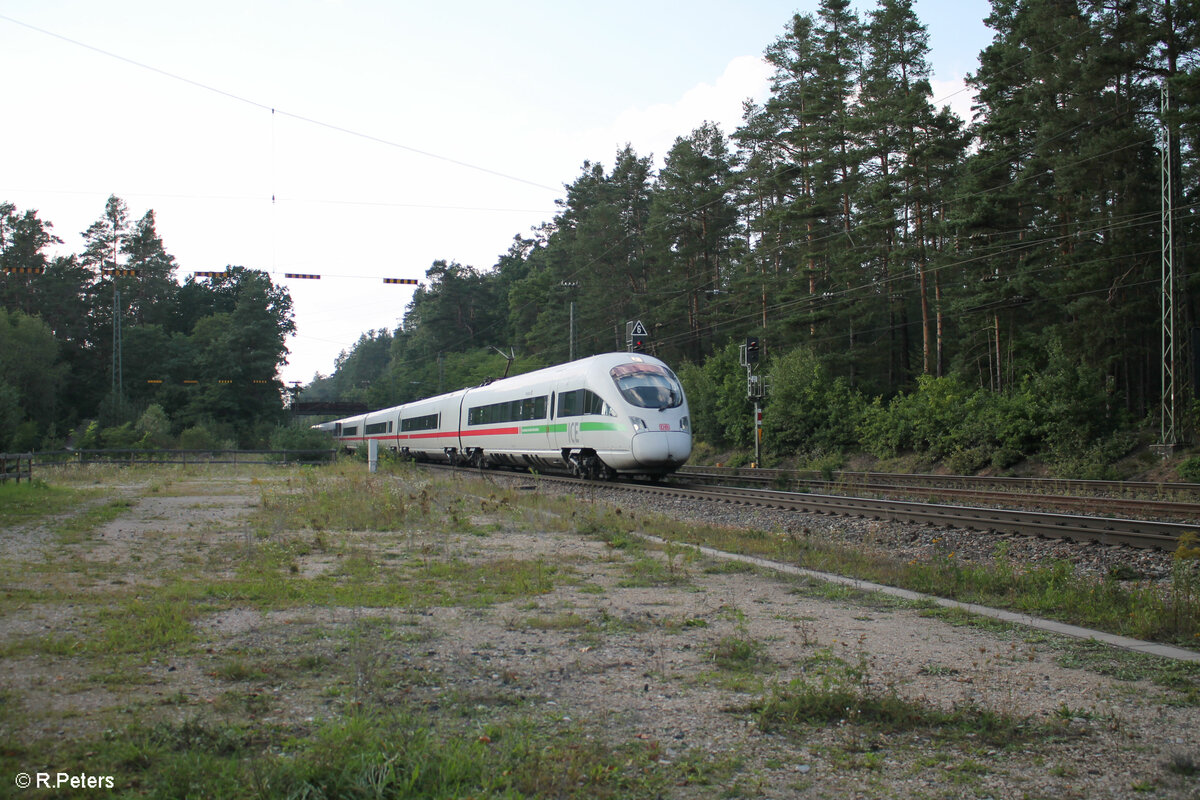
(313, 352), (691, 479)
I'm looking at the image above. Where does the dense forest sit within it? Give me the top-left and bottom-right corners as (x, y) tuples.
(4, 0), (1200, 474)
(0, 195), (296, 450)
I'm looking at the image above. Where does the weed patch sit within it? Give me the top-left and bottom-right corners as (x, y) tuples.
(0, 480), (88, 524)
(5, 710), (680, 800)
(748, 651), (1071, 748)
(709, 633), (770, 672)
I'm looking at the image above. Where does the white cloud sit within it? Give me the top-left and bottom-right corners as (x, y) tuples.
(583, 54), (774, 166)
(930, 77), (977, 126)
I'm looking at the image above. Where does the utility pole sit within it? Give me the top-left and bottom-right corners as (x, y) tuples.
(561, 282), (578, 361)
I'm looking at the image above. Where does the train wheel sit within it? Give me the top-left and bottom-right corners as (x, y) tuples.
(567, 451), (586, 479)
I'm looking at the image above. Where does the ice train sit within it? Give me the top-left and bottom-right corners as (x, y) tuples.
(313, 352), (691, 479)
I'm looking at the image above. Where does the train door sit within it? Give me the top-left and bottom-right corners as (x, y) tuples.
(551, 378), (573, 455)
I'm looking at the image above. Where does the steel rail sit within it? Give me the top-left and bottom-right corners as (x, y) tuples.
(660, 482), (1189, 549)
(419, 463), (1194, 549)
(678, 465), (1200, 499)
(473, 469), (1186, 550)
(678, 467), (1200, 520)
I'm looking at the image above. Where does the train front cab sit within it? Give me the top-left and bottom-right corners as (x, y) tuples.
(608, 359), (691, 474)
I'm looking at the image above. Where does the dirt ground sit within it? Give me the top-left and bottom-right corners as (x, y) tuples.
(2, 467), (1199, 799)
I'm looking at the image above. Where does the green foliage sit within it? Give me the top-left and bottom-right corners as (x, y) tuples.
(1178, 457), (1200, 483)
(857, 374), (1036, 470)
(678, 341), (753, 449)
(76, 420), (101, 450)
(0, 309), (65, 449)
(848, 340), (1133, 474)
(753, 651), (1060, 746)
(4, 0), (1196, 458)
(61, 706), (675, 800)
(268, 424), (336, 461)
(0, 481), (81, 526)
(1176, 532), (1200, 562)
(99, 422), (141, 449)
(1, 197), (294, 447)
(709, 633), (769, 672)
(178, 424), (222, 451)
(136, 404), (173, 448)
(0, 380), (20, 451)
(764, 346), (863, 455)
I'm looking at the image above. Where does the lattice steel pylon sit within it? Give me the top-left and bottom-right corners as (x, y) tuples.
(112, 287), (123, 402)
(1161, 80), (1177, 449)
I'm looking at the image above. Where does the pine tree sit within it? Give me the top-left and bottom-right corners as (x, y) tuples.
(961, 0), (1160, 413)
(648, 122), (740, 361)
(854, 0), (945, 390)
(121, 210), (180, 327)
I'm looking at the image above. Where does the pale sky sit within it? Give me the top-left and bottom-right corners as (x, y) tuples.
(1, 0), (992, 386)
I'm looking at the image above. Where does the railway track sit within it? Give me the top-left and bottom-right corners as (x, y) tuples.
(678, 465), (1200, 521)
(446, 465), (1200, 551)
(679, 464), (1200, 497)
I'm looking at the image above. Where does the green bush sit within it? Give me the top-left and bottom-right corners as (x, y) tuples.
(679, 341), (754, 449)
(178, 424), (221, 451)
(135, 404), (174, 449)
(77, 420), (102, 450)
(764, 347), (864, 455)
(856, 340), (1128, 473)
(1178, 456), (1200, 483)
(685, 336), (1135, 475)
(269, 424), (336, 461)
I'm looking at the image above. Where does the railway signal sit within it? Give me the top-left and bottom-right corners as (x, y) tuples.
(628, 320), (649, 353)
(740, 335), (767, 467)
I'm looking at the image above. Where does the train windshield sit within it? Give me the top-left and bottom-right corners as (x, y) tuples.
(610, 363), (684, 409)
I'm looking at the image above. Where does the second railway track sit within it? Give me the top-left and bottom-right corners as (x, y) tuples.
(453, 465), (1200, 550)
(679, 465), (1200, 525)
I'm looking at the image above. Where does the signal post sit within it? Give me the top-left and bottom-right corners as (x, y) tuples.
(740, 337), (765, 467)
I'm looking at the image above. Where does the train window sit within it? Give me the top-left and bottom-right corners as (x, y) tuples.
(610, 363), (685, 409)
(557, 389), (615, 418)
(342, 425), (358, 436)
(401, 413), (439, 432)
(468, 395), (548, 425)
(364, 421), (389, 435)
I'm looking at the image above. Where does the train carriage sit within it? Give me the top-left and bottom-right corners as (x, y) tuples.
(314, 353), (691, 478)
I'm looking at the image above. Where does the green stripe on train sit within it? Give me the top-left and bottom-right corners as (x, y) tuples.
(518, 422), (623, 435)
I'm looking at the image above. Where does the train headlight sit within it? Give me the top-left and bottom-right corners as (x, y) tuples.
(680, 416), (690, 432)
(630, 416), (648, 432)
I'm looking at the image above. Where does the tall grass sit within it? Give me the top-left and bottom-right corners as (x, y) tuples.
(2, 709), (676, 800)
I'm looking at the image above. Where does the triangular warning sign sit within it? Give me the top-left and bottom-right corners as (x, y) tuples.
(630, 320), (648, 337)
